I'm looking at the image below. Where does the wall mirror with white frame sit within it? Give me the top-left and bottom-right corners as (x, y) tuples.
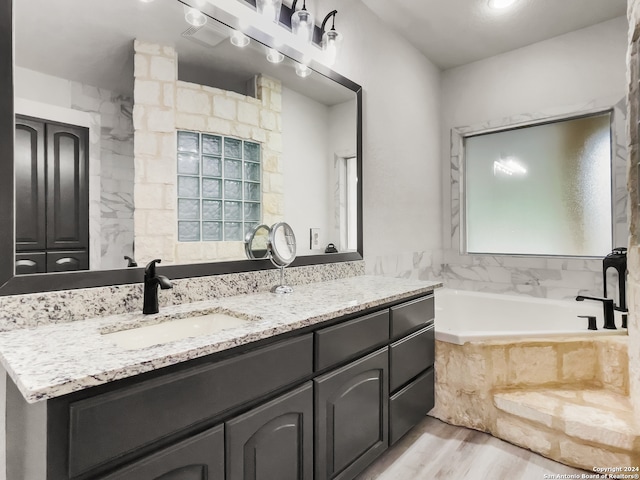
(0, 0), (362, 295)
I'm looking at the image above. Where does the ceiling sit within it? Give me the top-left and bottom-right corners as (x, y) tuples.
(362, 0), (627, 70)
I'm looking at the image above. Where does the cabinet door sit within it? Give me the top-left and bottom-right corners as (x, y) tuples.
(226, 382), (313, 480)
(46, 122), (89, 253)
(100, 424), (224, 480)
(314, 348), (389, 480)
(14, 116), (46, 252)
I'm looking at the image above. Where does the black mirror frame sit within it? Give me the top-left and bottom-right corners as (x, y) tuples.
(0, 0), (363, 296)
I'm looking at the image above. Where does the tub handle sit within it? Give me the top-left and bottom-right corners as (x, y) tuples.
(578, 315), (597, 331)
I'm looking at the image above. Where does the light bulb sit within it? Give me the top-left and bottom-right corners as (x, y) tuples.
(266, 48), (284, 63)
(321, 29), (342, 66)
(230, 31), (250, 47)
(257, 0), (282, 23)
(185, 8), (207, 27)
(295, 62), (311, 78)
(291, 9), (314, 44)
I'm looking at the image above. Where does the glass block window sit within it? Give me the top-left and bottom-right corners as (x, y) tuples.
(177, 131), (261, 242)
(464, 112), (612, 257)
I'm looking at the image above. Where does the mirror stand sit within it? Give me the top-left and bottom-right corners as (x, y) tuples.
(271, 265), (293, 294)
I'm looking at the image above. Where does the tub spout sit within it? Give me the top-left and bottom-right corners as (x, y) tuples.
(576, 295), (616, 330)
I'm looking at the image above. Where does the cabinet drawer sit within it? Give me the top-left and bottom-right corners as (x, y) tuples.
(390, 325), (434, 392)
(68, 334), (313, 477)
(315, 310), (389, 371)
(390, 295), (434, 339)
(99, 424), (224, 480)
(389, 368), (434, 445)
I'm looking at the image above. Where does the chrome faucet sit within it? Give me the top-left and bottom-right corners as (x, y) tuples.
(143, 259), (172, 314)
(575, 295), (616, 330)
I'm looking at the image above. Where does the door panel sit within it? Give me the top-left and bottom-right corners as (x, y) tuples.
(14, 117), (45, 251)
(226, 382), (313, 480)
(99, 425), (224, 480)
(314, 348), (389, 480)
(46, 122), (88, 250)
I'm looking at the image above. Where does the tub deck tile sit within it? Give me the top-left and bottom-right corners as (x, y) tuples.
(494, 388), (639, 452)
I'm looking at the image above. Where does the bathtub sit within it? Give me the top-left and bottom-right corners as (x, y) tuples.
(434, 289), (627, 345)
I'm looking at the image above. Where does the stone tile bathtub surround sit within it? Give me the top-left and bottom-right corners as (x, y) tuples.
(443, 95), (628, 301)
(0, 261), (365, 332)
(431, 336), (640, 470)
(0, 275), (441, 403)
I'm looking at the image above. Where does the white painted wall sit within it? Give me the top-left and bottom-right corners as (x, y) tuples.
(282, 87), (358, 255)
(282, 86), (333, 254)
(440, 16), (628, 298)
(310, 0), (443, 278)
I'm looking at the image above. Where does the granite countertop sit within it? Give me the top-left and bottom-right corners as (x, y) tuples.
(0, 275), (441, 403)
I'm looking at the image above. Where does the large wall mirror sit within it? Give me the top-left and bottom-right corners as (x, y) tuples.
(0, 0), (362, 295)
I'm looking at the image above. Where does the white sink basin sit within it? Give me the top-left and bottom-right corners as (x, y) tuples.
(102, 312), (252, 350)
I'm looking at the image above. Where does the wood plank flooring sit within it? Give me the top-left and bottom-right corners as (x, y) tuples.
(356, 417), (587, 480)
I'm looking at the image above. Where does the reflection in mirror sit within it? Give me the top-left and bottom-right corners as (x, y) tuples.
(269, 222), (297, 267)
(244, 224), (271, 260)
(12, 0), (358, 276)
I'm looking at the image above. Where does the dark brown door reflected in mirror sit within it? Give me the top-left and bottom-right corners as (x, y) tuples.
(15, 115), (89, 274)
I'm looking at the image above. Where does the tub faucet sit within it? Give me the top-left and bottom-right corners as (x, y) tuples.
(575, 295), (616, 330)
(603, 247), (628, 328)
(143, 259), (172, 314)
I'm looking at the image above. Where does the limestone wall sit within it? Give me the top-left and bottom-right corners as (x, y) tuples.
(431, 336), (633, 468)
(132, 40), (283, 265)
(432, 337), (629, 430)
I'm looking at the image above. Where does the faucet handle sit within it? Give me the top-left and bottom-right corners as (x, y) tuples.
(145, 259), (162, 276)
(578, 315), (597, 330)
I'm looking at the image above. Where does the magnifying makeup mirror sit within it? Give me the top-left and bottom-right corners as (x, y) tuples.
(244, 224), (271, 260)
(244, 222), (297, 293)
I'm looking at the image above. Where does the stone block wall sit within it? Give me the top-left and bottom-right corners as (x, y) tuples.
(432, 337), (630, 432)
(431, 336), (633, 469)
(133, 40), (283, 266)
(628, 0), (640, 421)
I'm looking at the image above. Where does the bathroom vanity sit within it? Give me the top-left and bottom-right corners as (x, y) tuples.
(1, 276), (439, 480)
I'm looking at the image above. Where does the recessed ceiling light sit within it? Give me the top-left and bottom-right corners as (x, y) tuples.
(488, 0), (517, 9)
(185, 8), (207, 27)
(230, 31), (250, 48)
(295, 62), (312, 78)
(266, 48), (285, 64)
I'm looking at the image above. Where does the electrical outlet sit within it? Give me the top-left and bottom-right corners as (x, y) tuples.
(310, 228), (320, 249)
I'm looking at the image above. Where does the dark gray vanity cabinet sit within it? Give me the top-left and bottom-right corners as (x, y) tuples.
(6, 292), (436, 480)
(314, 348), (389, 480)
(226, 382), (313, 480)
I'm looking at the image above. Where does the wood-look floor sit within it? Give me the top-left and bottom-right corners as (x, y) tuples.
(356, 417), (587, 480)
